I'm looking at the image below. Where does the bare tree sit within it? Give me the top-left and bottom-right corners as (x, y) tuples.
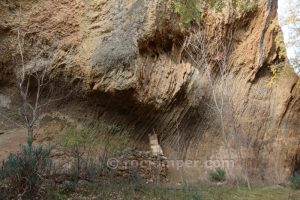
(14, 28), (68, 146)
(14, 39), (46, 145)
(184, 29), (232, 159)
(184, 27), (252, 188)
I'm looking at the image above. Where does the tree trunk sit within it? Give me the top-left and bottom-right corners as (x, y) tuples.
(27, 126), (34, 147)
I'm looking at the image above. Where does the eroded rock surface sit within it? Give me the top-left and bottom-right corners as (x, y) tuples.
(0, 0), (300, 183)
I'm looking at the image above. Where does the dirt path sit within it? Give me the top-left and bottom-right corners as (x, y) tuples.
(0, 129), (27, 161)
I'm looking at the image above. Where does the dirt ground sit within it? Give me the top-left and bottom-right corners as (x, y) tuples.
(0, 129), (27, 161)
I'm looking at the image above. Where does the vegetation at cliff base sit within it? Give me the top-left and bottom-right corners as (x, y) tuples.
(0, 144), (52, 198)
(43, 181), (300, 200)
(209, 167), (226, 182)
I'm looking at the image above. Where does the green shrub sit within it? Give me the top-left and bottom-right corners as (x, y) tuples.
(59, 124), (133, 179)
(289, 172), (300, 189)
(267, 65), (282, 87)
(59, 127), (100, 178)
(173, 0), (201, 27)
(207, 0), (258, 12)
(209, 167), (226, 182)
(0, 144), (52, 197)
(171, 0), (258, 28)
(206, 0), (225, 11)
(235, 0), (258, 12)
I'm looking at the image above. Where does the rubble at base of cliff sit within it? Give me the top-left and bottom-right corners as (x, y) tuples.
(108, 150), (168, 183)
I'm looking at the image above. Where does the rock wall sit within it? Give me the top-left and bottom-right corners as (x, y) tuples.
(1, 0), (300, 183)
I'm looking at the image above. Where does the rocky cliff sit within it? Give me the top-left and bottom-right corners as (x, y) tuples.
(0, 0), (300, 183)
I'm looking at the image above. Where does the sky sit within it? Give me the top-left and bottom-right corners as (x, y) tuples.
(277, 0), (300, 75)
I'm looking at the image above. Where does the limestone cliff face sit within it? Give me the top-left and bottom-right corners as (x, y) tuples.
(0, 0), (300, 183)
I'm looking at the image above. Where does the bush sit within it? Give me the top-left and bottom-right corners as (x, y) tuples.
(171, 0), (258, 28)
(0, 143), (52, 197)
(208, 167), (226, 182)
(173, 0), (201, 27)
(207, 0), (258, 12)
(289, 172), (300, 189)
(58, 124), (133, 180)
(59, 127), (99, 179)
(206, 0), (225, 11)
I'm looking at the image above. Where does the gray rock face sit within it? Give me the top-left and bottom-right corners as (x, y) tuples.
(92, 0), (146, 71)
